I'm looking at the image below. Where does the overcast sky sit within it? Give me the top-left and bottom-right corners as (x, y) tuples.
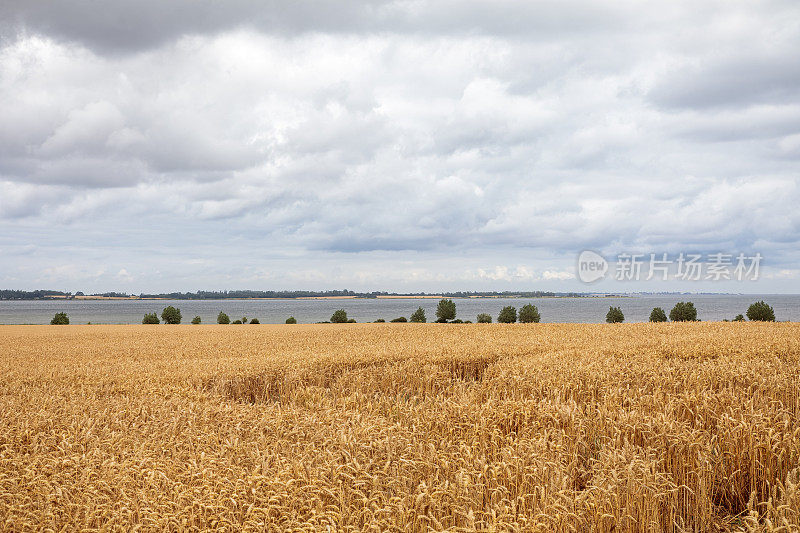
(1, 0), (799, 293)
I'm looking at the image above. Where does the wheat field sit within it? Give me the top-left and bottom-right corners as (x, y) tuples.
(0, 322), (799, 531)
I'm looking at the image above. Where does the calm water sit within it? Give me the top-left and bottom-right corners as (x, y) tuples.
(0, 295), (797, 324)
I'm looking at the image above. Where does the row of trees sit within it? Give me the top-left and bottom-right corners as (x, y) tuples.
(215, 312), (260, 324)
(141, 308), (261, 324)
(428, 299), (543, 324)
(45, 300), (779, 325)
(607, 302), (699, 323)
(318, 299), (543, 325)
(142, 306), (185, 324)
(605, 300), (776, 323)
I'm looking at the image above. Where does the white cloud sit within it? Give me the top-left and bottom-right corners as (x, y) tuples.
(0, 1), (799, 292)
(542, 270), (574, 281)
(116, 268), (134, 282)
(764, 269), (800, 280)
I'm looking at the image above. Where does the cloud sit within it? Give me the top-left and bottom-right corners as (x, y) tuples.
(0, 2), (799, 292)
(0, 180), (68, 218)
(766, 269), (800, 280)
(648, 53), (800, 111)
(0, 1), (658, 54)
(542, 270), (574, 281)
(116, 268), (134, 283)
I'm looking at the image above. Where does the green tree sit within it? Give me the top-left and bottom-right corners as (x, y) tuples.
(374, 319), (386, 323)
(191, 316), (201, 324)
(249, 318), (260, 324)
(217, 312), (230, 324)
(606, 306), (624, 323)
(142, 312), (160, 324)
(331, 309), (348, 323)
(390, 317), (407, 322)
(50, 312), (69, 325)
(285, 316), (297, 324)
(746, 301), (775, 322)
(476, 313), (492, 323)
(649, 307), (667, 322)
(161, 306), (182, 324)
(518, 304), (541, 323)
(733, 314), (745, 322)
(497, 306), (517, 323)
(410, 307), (426, 323)
(669, 302), (697, 322)
(436, 299), (456, 322)
(232, 319), (243, 324)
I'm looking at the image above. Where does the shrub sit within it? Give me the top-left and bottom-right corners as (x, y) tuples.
(347, 318), (356, 323)
(390, 317), (407, 323)
(285, 316), (297, 324)
(451, 319), (464, 324)
(669, 302), (697, 322)
(249, 318), (260, 324)
(331, 309), (348, 323)
(497, 306), (517, 323)
(733, 314), (745, 322)
(476, 313), (492, 323)
(232, 319), (243, 324)
(463, 320), (472, 323)
(519, 304), (541, 323)
(142, 312), (160, 324)
(410, 307), (426, 323)
(217, 312), (230, 324)
(191, 316), (201, 324)
(374, 319), (385, 323)
(50, 312), (69, 325)
(606, 306), (624, 323)
(436, 299), (456, 322)
(746, 301), (775, 322)
(649, 307), (667, 323)
(435, 317), (448, 323)
(161, 306), (182, 324)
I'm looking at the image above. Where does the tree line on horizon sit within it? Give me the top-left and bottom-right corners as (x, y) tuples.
(2, 289), (585, 300)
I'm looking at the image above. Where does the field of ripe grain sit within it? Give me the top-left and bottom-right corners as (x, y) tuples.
(1, 323), (799, 532)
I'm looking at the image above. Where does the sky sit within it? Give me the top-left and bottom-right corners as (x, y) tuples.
(1, 0), (799, 294)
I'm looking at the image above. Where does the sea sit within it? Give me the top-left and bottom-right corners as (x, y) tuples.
(0, 294), (797, 324)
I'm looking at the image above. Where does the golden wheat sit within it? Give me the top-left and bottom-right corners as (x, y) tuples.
(0, 322), (799, 531)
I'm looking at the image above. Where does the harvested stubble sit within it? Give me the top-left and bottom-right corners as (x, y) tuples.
(0, 323), (799, 531)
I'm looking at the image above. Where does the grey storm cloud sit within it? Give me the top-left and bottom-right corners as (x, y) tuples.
(1, 0), (643, 53)
(648, 54), (800, 111)
(1, 0), (800, 292)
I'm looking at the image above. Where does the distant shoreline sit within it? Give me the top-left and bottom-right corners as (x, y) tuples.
(7, 294), (627, 301)
(5, 292), (783, 302)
